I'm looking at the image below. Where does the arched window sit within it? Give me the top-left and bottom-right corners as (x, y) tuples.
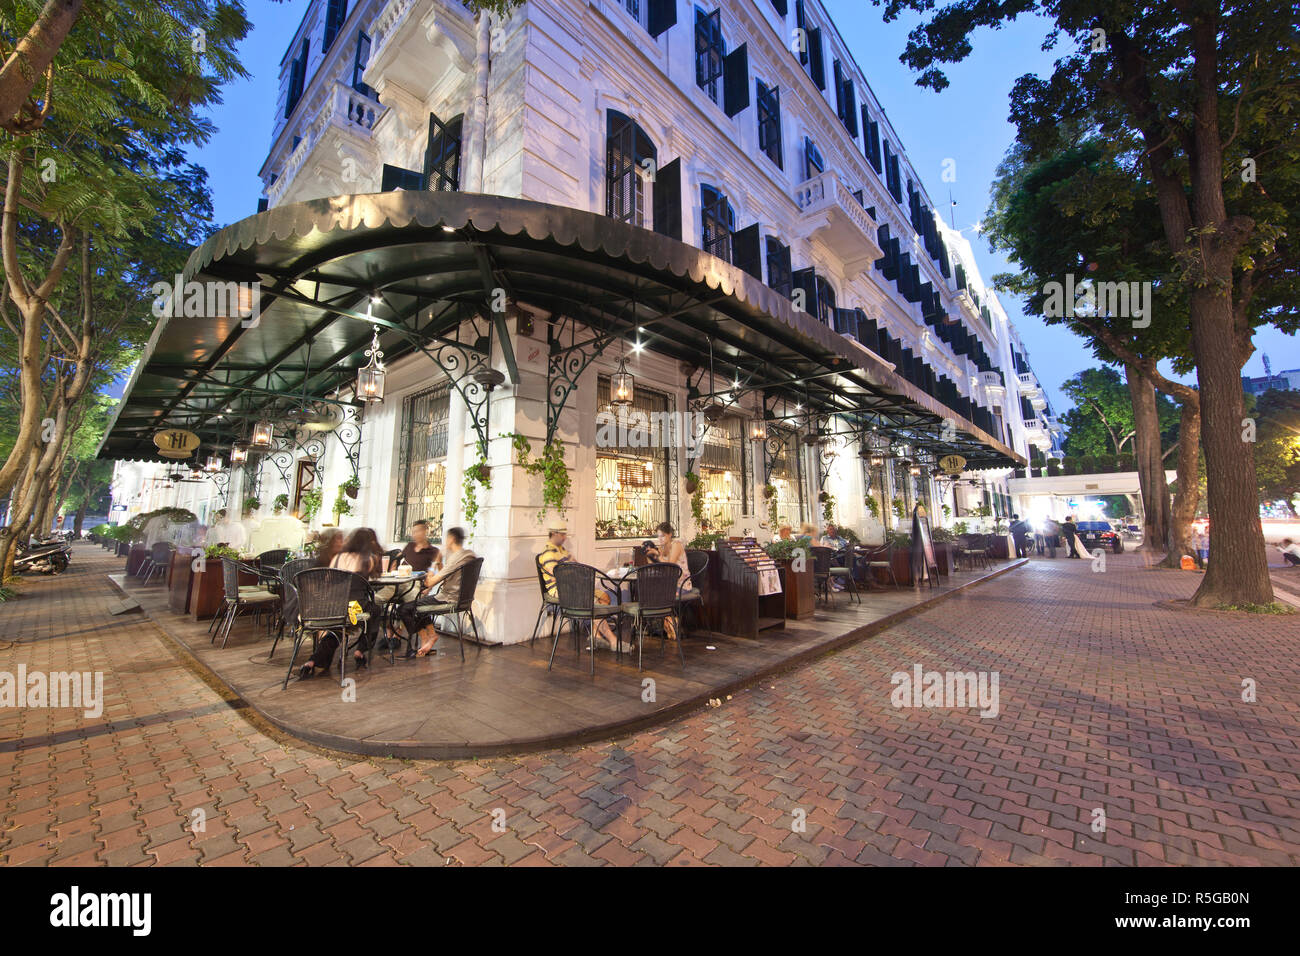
(701, 184), (735, 263)
(814, 276), (836, 325)
(424, 112), (463, 192)
(606, 110), (657, 228)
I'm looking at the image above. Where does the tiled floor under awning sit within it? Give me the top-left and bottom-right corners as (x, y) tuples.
(108, 559), (1026, 759)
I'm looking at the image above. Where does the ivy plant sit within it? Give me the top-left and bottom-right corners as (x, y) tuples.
(502, 432), (571, 522)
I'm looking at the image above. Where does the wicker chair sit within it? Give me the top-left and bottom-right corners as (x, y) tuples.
(405, 557), (485, 662)
(548, 562), (624, 675)
(214, 558), (279, 649)
(530, 553), (561, 647)
(283, 567), (368, 688)
(269, 557), (314, 660)
(677, 550), (712, 642)
(141, 542), (174, 585)
(859, 544), (898, 588)
(623, 562), (683, 669)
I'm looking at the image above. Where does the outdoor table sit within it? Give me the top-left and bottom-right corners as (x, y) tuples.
(372, 571), (425, 660)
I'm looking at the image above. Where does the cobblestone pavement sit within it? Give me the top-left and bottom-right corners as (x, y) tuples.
(1, 544), (1297, 866)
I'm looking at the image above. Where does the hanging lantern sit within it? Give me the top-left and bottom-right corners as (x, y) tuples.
(357, 325), (387, 403)
(230, 440), (249, 464)
(610, 355), (634, 407)
(204, 453), (222, 473)
(251, 420), (274, 449)
(748, 418), (767, 442)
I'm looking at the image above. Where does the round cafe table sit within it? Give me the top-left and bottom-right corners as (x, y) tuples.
(372, 571), (425, 661)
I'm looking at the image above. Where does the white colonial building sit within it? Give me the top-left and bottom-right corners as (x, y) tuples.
(103, 0), (1062, 643)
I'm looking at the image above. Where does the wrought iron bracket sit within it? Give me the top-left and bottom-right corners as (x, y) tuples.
(545, 313), (621, 447)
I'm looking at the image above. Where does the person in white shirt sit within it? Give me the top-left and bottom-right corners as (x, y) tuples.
(1277, 539), (1300, 567)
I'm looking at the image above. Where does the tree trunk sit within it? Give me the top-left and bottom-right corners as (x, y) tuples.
(0, 0), (84, 134)
(1126, 363), (1169, 551)
(73, 499), (87, 536)
(1188, 290), (1272, 605)
(1159, 400), (1202, 569)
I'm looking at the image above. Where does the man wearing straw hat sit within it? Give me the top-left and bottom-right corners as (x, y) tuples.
(538, 523), (624, 652)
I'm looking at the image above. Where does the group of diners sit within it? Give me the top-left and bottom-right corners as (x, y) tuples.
(537, 519), (693, 654)
(293, 519), (476, 679)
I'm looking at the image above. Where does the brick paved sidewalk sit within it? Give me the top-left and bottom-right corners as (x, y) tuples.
(1, 543), (1297, 866)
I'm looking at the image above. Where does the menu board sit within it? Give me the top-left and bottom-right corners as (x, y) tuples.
(723, 538), (783, 595)
(911, 510), (938, 582)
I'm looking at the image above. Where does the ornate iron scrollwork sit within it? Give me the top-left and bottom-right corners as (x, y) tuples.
(546, 313), (620, 446)
(331, 404), (363, 480)
(211, 471), (230, 511)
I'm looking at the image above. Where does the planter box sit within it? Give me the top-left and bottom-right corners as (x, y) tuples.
(933, 542), (952, 576)
(988, 534), (1014, 559)
(776, 559), (815, 620)
(189, 564), (258, 620)
(168, 552), (195, 614)
(126, 544), (149, 576)
(890, 549), (914, 587)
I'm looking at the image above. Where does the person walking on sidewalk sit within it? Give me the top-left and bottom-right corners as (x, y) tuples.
(1060, 516), (1080, 558)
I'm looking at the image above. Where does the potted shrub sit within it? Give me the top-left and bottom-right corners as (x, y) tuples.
(764, 538), (815, 619)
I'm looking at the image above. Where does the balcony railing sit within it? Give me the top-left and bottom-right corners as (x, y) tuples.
(794, 169), (883, 274)
(978, 370), (1005, 398)
(1022, 421), (1051, 449)
(1017, 371), (1038, 395)
(267, 80), (384, 207)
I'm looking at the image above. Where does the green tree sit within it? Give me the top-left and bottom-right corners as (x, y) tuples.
(877, 0), (1299, 605)
(0, 1), (248, 575)
(986, 140), (1202, 564)
(1250, 390), (1300, 514)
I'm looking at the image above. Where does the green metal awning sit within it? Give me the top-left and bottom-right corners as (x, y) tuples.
(98, 190), (1024, 467)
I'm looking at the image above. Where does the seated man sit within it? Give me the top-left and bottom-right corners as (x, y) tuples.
(538, 523), (623, 652)
(397, 526), (475, 658)
(1277, 539), (1300, 567)
(398, 518), (440, 572)
(819, 524), (849, 590)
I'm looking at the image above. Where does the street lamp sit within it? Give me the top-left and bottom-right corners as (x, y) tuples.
(748, 418), (767, 443)
(230, 440), (249, 464)
(204, 453), (222, 473)
(357, 325), (386, 403)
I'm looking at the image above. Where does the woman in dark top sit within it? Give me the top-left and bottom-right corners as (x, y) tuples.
(299, 528), (384, 679)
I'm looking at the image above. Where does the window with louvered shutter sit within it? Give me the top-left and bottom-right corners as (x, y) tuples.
(424, 112), (462, 192)
(701, 184), (735, 263)
(766, 236), (793, 298)
(606, 111), (656, 228)
(756, 81), (783, 168)
(695, 8), (725, 104)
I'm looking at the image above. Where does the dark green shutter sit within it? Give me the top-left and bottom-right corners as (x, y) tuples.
(732, 223), (762, 280)
(653, 157), (682, 240)
(807, 27), (825, 89)
(723, 44), (750, 117)
(647, 0), (677, 37)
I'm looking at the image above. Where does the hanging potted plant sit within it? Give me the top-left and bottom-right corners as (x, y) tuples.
(684, 471), (700, 495)
(462, 439), (492, 529)
(299, 489), (323, 524)
(333, 485), (354, 522)
(273, 493), (289, 515)
(342, 475), (360, 500)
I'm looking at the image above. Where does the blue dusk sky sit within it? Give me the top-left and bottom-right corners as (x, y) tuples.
(181, 0), (1296, 412)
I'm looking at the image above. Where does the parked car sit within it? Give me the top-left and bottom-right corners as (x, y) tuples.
(1075, 520), (1124, 553)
